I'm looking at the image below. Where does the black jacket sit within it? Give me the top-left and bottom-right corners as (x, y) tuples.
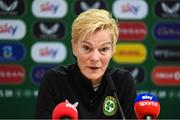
(35, 63), (137, 119)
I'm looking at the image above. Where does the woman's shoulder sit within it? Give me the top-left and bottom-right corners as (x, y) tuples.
(108, 66), (134, 84)
(52, 62), (75, 72)
(109, 66), (130, 76)
(42, 63), (75, 81)
(38, 63), (76, 88)
(51, 64), (73, 75)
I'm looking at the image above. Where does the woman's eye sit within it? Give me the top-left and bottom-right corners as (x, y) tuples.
(83, 46), (89, 50)
(82, 45), (91, 52)
(100, 47), (110, 53)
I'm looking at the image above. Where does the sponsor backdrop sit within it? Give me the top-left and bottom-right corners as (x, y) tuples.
(0, 0), (180, 118)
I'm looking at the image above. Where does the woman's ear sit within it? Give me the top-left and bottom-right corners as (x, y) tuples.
(112, 44), (116, 55)
(72, 41), (77, 57)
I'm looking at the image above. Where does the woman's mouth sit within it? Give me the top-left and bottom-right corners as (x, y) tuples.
(88, 67), (100, 70)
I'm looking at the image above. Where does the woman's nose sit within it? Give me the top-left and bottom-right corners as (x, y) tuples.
(90, 50), (100, 62)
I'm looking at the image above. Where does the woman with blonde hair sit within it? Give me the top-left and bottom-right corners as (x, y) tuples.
(35, 9), (137, 119)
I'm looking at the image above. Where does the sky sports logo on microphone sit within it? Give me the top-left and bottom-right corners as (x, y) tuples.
(139, 101), (159, 107)
(135, 93), (159, 103)
(134, 93), (160, 119)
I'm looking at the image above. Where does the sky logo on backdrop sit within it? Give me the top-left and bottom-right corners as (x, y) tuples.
(0, 19), (26, 40)
(0, 43), (25, 62)
(32, 0), (68, 18)
(112, 0), (148, 20)
(121, 4), (139, 15)
(0, 0), (25, 16)
(0, 24), (17, 36)
(31, 42), (67, 63)
(155, 0), (180, 18)
(41, 2), (59, 14)
(33, 21), (65, 39)
(40, 47), (58, 58)
(74, 0), (106, 15)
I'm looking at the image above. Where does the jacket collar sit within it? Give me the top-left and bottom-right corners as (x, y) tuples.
(70, 62), (114, 95)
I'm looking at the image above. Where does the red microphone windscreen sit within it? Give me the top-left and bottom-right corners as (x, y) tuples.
(134, 100), (160, 119)
(52, 100), (78, 120)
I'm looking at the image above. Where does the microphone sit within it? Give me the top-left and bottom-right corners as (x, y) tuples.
(134, 93), (160, 119)
(52, 100), (78, 120)
(107, 73), (126, 120)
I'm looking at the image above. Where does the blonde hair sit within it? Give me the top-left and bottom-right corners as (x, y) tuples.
(71, 9), (119, 46)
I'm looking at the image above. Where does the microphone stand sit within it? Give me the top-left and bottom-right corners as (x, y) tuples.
(144, 115), (153, 120)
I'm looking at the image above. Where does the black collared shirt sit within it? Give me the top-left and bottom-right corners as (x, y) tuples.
(35, 63), (137, 119)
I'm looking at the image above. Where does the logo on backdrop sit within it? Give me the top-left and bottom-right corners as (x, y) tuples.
(103, 96), (117, 116)
(74, 0), (106, 15)
(31, 42), (67, 63)
(0, 19), (26, 40)
(118, 22), (147, 41)
(32, 0), (68, 18)
(122, 67), (145, 83)
(113, 43), (147, 64)
(152, 66), (180, 85)
(0, 65), (25, 84)
(154, 0), (180, 18)
(154, 22), (180, 41)
(0, 43), (25, 62)
(112, 0), (148, 19)
(0, 0), (25, 16)
(153, 45), (180, 62)
(33, 21), (65, 39)
(31, 65), (55, 85)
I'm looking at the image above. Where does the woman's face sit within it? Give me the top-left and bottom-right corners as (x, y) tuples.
(73, 29), (114, 84)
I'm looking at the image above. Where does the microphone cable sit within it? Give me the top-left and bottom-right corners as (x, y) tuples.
(107, 73), (126, 120)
